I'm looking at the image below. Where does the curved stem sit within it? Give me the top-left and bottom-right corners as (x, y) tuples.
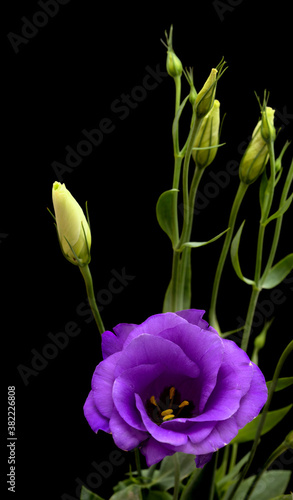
(261, 157), (293, 284)
(225, 339), (293, 500)
(209, 181), (248, 330)
(79, 265), (105, 335)
(240, 287), (260, 352)
(244, 441), (288, 500)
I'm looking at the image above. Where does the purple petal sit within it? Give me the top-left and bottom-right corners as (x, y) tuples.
(91, 352), (121, 418)
(135, 393), (188, 446)
(83, 390), (110, 433)
(115, 333), (199, 379)
(190, 416), (240, 455)
(112, 363), (165, 431)
(195, 362), (241, 421)
(195, 453), (214, 468)
(109, 407), (148, 451)
(233, 362), (268, 429)
(140, 437), (175, 466)
(102, 323), (137, 359)
(221, 338), (254, 397)
(176, 309), (218, 335)
(158, 323), (224, 413)
(122, 312), (188, 349)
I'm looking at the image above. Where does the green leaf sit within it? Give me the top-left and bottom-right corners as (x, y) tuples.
(80, 486), (105, 500)
(231, 404), (293, 444)
(266, 377), (293, 393)
(262, 254), (293, 289)
(150, 452), (196, 491)
(216, 451), (250, 497)
(156, 189), (179, 245)
(179, 228), (229, 251)
(230, 221), (255, 286)
(225, 470), (292, 500)
(270, 496), (293, 500)
(146, 491), (173, 500)
(262, 192), (293, 227)
(109, 484), (143, 500)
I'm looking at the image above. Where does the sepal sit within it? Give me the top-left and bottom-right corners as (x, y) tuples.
(230, 221), (255, 286)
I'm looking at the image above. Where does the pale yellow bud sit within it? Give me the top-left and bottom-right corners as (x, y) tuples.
(261, 106), (276, 143)
(239, 122), (269, 185)
(192, 100), (220, 169)
(195, 68), (218, 118)
(52, 182), (91, 265)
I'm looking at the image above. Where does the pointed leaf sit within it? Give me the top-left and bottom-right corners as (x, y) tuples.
(224, 470), (291, 500)
(180, 228), (230, 250)
(110, 484), (143, 500)
(262, 254), (293, 289)
(263, 193), (293, 227)
(150, 452), (196, 490)
(230, 221), (255, 286)
(266, 377), (293, 393)
(156, 189), (179, 244)
(231, 404), (292, 444)
(80, 486), (105, 500)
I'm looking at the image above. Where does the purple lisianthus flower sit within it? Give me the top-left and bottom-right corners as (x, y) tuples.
(83, 310), (267, 468)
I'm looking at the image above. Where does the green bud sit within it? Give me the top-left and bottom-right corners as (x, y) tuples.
(163, 25), (183, 78)
(284, 430), (293, 449)
(239, 122), (269, 185)
(195, 68), (218, 118)
(192, 100), (220, 169)
(261, 106), (276, 143)
(52, 181), (91, 266)
(166, 50), (183, 78)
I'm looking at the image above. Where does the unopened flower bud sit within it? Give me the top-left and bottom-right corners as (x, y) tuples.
(239, 122), (269, 185)
(261, 106), (276, 143)
(166, 49), (183, 78)
(192, 100), (220, 169)
(284, 430), (293, 449)
(195, 68), (218, 118)
(52, 181), (91, 266)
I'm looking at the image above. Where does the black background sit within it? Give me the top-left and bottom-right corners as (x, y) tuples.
(2, 1), (293, 499)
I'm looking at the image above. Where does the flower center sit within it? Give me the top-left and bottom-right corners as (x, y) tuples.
(146, 386), (193, 424)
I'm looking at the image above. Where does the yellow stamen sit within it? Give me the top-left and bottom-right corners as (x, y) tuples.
(161, 409), (174, 417)
(179, 400), (189, 408)
(162, 414), (175, 421)
(169, 386), (176, 407)
(150, 396), (157, 406)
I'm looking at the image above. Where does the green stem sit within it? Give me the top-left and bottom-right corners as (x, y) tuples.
(244, 441), (289, 500)
(208, 450), (219, 500)
(240, 287), (260, 352)
(225, 339), (293, 500)
(177, 117), (203, 251)
(241, 140), (276, 352)
(134, 448), (142, 479)
(228, 444), (238, 474)
(79, 265), (105, 335)
(209, 181), (248, 331)
(173, 452), (180, 500)
(261, 157), (293, 284)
